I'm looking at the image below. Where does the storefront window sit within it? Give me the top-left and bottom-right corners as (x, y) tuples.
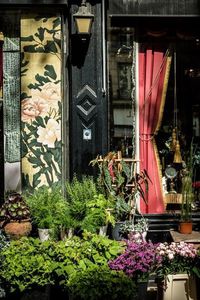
(108, 20), (200, 213)
(108, 26), (134, 157)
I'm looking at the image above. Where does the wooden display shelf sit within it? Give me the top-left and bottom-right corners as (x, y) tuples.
(170, 230), (200, 248)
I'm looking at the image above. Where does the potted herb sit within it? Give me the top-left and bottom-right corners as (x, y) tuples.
(24, 185), (68, 241)
(0, 192), (32, 239)
(65, 175), (100, 235)
(81, 194), (115, 235)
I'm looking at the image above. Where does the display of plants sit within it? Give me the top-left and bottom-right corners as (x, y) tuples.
(0, 234), (125, 296)
(0, 192), (31, 227)
(108, 240), (161, 282)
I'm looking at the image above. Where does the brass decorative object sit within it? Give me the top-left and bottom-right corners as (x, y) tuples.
(173, 139), (182, 163)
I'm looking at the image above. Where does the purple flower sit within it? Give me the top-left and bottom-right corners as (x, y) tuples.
(108, 241), (161, 280)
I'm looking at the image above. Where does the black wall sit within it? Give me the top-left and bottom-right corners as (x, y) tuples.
(108, 0), (200, 16)
(70, 1), (107, 177)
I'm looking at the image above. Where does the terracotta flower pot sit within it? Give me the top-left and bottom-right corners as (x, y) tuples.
(4, 220), (32, 239)
(179, 221), (193, 234)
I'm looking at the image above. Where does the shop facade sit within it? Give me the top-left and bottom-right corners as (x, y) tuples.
(0, 0), (199, 217)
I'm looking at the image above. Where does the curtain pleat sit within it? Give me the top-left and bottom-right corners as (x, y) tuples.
(139, 44), (172, 213)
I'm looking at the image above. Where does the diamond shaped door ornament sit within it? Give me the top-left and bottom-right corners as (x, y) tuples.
(76, 84), (97, 122)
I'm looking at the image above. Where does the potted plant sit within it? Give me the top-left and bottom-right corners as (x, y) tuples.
(90, 151), (150, 240)
(155, 241), (198, 300)
(64, 175), (100, 235)
(0, 192), (32, 239)
(67, 265), (137, 300)
(81, 193), (115, 235)
(24, 185), (68, 241)
(108, 240), (161, 300)
(120, 217), (149, 241)
(179, 142), (196, 234)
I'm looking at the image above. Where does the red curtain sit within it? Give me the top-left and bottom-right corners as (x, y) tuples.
(139, 44), (172, 213)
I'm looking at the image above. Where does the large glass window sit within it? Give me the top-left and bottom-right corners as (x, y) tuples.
(108, 19), (200, 213)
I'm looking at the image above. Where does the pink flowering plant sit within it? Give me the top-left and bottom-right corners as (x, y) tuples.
(108, 241), (162, 282)
(155, 241), (198, 279)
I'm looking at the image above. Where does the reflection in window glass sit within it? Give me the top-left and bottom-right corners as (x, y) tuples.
(108, 27), (134, 157)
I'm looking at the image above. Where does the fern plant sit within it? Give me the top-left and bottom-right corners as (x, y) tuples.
(65, 176), (99, 230)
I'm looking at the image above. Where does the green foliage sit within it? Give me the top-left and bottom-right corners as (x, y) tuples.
(65, 175), (98, 204)
(65, 176), (116, 234)
(0, 231), (9, 253)
(90, 152), (150, 221)
(0, 235), (124, 294)
(181, 142), (196, 221)
(81, 194), (115, 233)
(68, 265), (137, 300)
(24, 186), (69, 238)
(0, 238), (55, 292)
(120, 217), (149, 235)
(65, 176), (99, 228)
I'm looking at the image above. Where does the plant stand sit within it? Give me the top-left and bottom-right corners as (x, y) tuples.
(158, 273), (197, 300)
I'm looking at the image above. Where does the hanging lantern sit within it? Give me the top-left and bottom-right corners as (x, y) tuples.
(173, 139), (182, 163)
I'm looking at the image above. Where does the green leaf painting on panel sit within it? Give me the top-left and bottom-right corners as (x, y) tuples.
(21, 17), (61, 54)
(44, 65), (57, 80)
(52, 18), (61, 29)
(35, 27), (45, 42)
(21, 16), (62, 189)
(21, 35), (35, 42)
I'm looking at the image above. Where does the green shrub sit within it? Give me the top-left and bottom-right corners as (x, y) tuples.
(68, 265), (137, 300)
(0, 238), (56, 292)
(0, 234), (125, 295)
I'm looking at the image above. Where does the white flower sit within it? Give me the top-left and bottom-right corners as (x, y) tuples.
(168, 252), (174, 260)
(37, 118), (61, 148)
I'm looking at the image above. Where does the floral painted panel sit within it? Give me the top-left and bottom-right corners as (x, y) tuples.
(20, 15), (62, 190)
